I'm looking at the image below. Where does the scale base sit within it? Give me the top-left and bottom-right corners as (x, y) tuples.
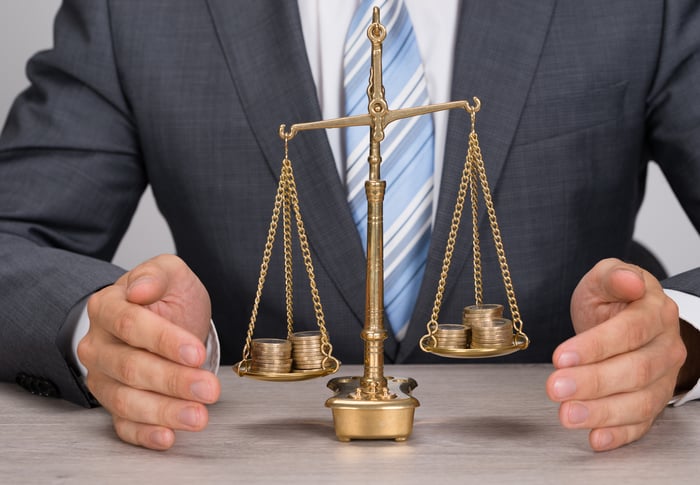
(325, 376), (419, 442)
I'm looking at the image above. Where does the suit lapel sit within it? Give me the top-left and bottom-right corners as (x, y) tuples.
(397, 0), (557, 360)
(206, 0), (369, 332)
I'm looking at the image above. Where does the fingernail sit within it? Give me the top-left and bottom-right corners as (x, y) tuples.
(191, 380), (214, 402)
(127, 275), (154, 292)
(557, 351), (580, 368)
(553, 377), (577, 399)
(179, 344), (200, 366)
(620, 266), (643, 278)
(178, 406), (201, 427)
(594, 429), (614, 449)
(149, 430), (170, 448)
(568, 402), (589, 424)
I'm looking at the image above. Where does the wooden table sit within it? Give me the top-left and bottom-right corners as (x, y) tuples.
(1, 364), (698, 484)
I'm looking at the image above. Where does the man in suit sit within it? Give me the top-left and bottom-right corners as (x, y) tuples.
(1, 0), (698, 451)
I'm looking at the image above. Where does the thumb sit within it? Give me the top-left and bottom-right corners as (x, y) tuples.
(121, 255), (211, 343)
(596, 260), (646, 304)
(570, 258), (646, 333)
(574, 258), (645, 305)
(124, 255), (178, 305)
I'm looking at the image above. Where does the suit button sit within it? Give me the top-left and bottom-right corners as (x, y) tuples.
(15, 373), (60, 398)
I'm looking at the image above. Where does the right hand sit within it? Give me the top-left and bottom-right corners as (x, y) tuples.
(78, 254), (221, 450)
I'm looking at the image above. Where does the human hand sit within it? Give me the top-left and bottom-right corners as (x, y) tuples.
(546, 258), (686, 451)
(78, 254), (221, 450)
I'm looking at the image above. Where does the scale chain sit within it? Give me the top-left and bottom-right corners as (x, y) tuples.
(239, 142), (337, 369)
(241, 158), (288, 363)
(467, 125), (523, 332)
(422, 107), (524, 346)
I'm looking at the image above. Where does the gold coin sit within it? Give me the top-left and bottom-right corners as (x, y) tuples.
(251, 359), (293, 368)
(291, 330), (321, 340)
(463, 304), (504, 328)
(463, 304), (504, 316)
(251, 339), (292, 352)
(294, 362), (324, 368)
(293, 355), (324, 362)
(252, 338), (292, 346)
(292, 346), (322, 353)
(251, 346), (292, 354)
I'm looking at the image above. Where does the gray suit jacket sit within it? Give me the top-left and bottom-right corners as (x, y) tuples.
(1, 0), (699, 407)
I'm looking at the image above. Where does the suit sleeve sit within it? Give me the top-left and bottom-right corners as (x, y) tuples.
(646, 1), (700, 289)
(645, 0), (700, 402)
(0, 0), (144, 406)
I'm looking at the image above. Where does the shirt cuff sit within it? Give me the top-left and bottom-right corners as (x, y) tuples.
(205, 319), (221, 374)
(70, 303), (221, 375)
(664, 289), (700, 406)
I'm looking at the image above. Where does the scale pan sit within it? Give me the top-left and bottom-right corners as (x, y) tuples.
(420, 333), (529, 359)
(233, 359), (340, 381)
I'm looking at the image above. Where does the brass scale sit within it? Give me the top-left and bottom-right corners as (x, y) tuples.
(234, 7), (529, 441)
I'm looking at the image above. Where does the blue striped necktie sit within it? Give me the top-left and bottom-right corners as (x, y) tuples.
(343, 0), (434, 340)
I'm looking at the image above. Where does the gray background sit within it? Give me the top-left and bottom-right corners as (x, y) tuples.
(2, 2), (698, 275)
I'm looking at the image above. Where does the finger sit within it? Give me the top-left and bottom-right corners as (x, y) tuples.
(548, 334), (682, 401)
(557, 386), (669, 451)
(112, 416), (176, 451)
(555, 380), (672, 431)
(588, 422), (655, 452)
(554, 303), (664, 368)
(92, 344), (220, 403)
(88, 373), (210, 433)
(89, 287), (206, 367)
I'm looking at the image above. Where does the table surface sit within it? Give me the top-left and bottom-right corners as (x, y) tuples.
(1, 364), (698, 484)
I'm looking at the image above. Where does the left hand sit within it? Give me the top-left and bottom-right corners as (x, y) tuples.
(546, 258), (687, 451)
(79, 255), (220, 450)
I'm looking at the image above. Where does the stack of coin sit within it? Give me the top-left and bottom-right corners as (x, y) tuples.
(250, 338), (293, 373)
(471, 317), (514, 349)
(462, 304), (504, 325)
(462, 304), (504, 346)
(290, 331), (325, 370)
(435, 324), (468, 349)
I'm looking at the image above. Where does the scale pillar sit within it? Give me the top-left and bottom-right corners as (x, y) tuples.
(325, 7), (419, 442)
(360, 179), (387, 393)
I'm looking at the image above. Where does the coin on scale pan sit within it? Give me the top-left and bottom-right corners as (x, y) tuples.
(250, 338), (293, 373)
(291, 331), (325, 370)
(463, 304), (504, 324)
(471, 317), (514, 349)
(251, 338), (292, 352)
(435, 324), (468, 349)
(463, 304), (505, 347)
